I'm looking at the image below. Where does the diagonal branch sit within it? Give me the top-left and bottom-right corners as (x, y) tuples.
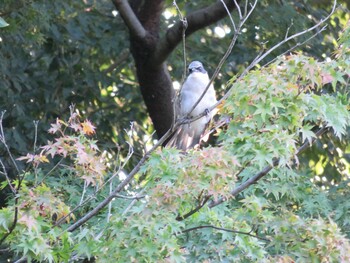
(208, 126), (329, 208)
(176, 195), (211, 221)
(65, 127), (175, 232)
(150, 0), (241, 65)
(112, 0), (147, 39)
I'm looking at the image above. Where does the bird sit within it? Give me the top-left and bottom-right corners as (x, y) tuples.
(168, 61), (217, 150)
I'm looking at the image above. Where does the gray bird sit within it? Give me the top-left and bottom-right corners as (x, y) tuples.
(168, 61), (217, 150)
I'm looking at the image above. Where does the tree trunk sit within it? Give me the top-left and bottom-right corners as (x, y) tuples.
(128, 0), (174, 139)
(113, 0), (240, 138)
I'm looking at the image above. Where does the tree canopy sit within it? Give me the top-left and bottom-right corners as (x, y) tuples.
(0, 0), (350, 262)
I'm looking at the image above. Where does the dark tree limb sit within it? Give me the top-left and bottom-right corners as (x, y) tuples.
(151, 0), (241, 65)
(112, 0), (147, 39)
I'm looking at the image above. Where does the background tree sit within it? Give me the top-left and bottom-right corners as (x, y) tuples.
(0, 0), (350, 262)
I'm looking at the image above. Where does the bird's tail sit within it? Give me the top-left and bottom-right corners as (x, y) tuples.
(166, 124), (201, 151)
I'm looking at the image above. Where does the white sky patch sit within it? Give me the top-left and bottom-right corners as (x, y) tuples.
(214, 26), (226, 38)
(112, 10), (118, 17)
(163, 10), (173, 19)
(119, 170), (127, 181)
(173, 81), (180, 90)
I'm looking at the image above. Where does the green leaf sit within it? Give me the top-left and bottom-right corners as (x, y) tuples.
(0, 208), (13, 232)
(0, 17), (9, 28)
(299, 125), (316, 143)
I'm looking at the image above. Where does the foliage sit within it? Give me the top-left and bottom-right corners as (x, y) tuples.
(0, 0), (350, 262)
(0, 19), (349, 262)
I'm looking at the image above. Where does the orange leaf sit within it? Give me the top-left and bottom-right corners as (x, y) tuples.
(82, 120), (96, 135)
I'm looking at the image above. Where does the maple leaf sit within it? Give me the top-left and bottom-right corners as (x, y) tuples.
(41, 140), (58, 158)
(70, 122), (82, 132)
(18, 214), (37, 230)
(76, 148), (92, 164)
(81, 120), (96, 135)
(48, 118), (66, 134)
(16, 154), (35, 163)
(81, 174), (96, 186)
(321, 72), (333, 85)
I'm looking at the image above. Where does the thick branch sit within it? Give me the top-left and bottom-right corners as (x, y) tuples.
(150, 0), (241, 65)
(112, 0), (147, 39)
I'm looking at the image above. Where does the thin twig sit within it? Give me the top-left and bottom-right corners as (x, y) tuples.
(114, 193), (146, 200)
(173, 0), (188, 85)
(103, 49), (130, 74)
(262, 25), (328, 68)
(220, 0), (236, 32)
(176, 195), (211, 221)
(180, 224), (270, 242)
(0, 111), (20, 174)
(33, 120), (39, 153)
(233, 0), (242, 20)
(172, 0), (188, 129)
(241, 0), (337, 77)
(121, 188), (147, 216)
(0, 159), (16, 194)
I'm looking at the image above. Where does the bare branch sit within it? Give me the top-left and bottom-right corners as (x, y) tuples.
(262, 25), (328, 68)
(114, 193), (146, 200)
(233, 0), (242, 20)
(241, 0), (337, 76)
(180, 225), (270, 242)
(112, 0), (147, 39)
(173, 0), (188, 85)
(220, 0), (237, 32)
(121, 188), (147, 215)
(0, 159), (16, 194)
(0, 111), (20, 174)
(33, 120), (39, 153)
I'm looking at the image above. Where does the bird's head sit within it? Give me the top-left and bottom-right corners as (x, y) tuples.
(188, 61), (207, 74)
